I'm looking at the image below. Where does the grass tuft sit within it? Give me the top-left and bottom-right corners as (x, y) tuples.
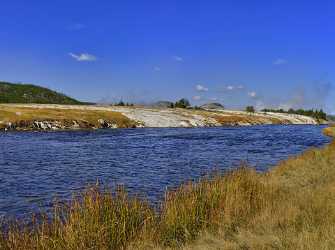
(0, 186), (154, 250)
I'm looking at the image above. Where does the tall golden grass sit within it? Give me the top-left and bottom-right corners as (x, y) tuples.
(323, 125), (335, 137)
(0, 128), (334, 249)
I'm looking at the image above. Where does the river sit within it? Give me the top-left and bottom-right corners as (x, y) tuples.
(0, 125), (330, 218)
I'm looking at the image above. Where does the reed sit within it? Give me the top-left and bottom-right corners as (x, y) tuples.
(0, 187), (155, 250)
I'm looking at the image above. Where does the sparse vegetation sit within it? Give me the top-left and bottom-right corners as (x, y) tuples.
(212, 114), (281, 125)
(0, 81), (82, 104)
(0, 128), (334, 249)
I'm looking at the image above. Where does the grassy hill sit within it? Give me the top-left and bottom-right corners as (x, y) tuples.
(0, 81), (82, 104)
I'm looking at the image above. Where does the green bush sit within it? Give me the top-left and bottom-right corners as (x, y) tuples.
(246, 106), (255, 113)
(174, 98), (190, 108)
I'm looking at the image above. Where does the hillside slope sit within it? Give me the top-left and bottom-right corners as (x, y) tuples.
(0, 81), (81, 104)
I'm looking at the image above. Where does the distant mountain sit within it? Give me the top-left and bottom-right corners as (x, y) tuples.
(200, 102), (224, 110)
(0, 81), (82, 104)
(151, 101), (174, 108)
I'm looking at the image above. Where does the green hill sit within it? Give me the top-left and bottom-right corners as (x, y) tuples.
(0, 81), (82, 104)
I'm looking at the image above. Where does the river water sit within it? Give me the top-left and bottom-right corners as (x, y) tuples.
(0, 125), (330, 218)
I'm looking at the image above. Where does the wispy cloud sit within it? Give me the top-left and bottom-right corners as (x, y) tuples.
(222, 84), (244, 92)
(192, 95), (201, 101)
(69, 53), (97, 62)
(153, 66), (161, 71)
(172, 56), (183, 62)
(277, 79), (332, 111)
(273, 58), (288, 65)
(248, 91), (257, 98)
(195, 84), (209, 92)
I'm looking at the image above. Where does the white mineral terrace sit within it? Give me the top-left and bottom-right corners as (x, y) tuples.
(0, 104), (321, 128)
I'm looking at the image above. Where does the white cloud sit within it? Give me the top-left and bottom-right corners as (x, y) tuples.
(153, 66), (161, 71)
(223, 84), (244, 91)
(195, 84), (209, 92)
(273, 58), (288, 65)
(248, 91), (257, 98)
(192, 95), (201, 101)
(69, 53), (97, 62)
(173, 56), (183, 62)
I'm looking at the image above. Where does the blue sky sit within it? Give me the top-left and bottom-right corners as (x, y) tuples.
(0, 1), (334, 113)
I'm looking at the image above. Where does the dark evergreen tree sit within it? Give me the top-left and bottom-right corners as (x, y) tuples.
(246, 106), (255, 113)
(175, 98), (190, 108)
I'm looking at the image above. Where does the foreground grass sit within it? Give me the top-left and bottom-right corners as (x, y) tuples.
(323, 125), (335, 137)
(1, 129), (334, 249)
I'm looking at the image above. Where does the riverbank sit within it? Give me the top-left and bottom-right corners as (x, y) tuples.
(0, 127), (334, 249)
(0, 104), (324, 131)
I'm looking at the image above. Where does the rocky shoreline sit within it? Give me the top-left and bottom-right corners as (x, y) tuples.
(1, 119), (122, 131)
(0, 104), (326, 132)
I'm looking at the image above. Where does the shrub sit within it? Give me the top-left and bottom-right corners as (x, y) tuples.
(246, 106), (255, 113)
(175, 98), (191, 108)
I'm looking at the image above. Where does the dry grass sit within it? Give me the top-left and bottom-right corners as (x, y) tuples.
(178, 109), (270, 125)
(0, 128), (334, 249)
(212, 114), (283, 125)
(323, 126), (335, 137)
(0, 106), (137, 129)
(0, 187), (155, 250)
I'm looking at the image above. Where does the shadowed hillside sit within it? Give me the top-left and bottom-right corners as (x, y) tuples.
(0, 81), (82, 104)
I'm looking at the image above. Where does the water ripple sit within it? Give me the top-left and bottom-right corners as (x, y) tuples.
(0, 125), (330, 218)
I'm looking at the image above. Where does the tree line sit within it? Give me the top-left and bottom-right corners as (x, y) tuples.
(113, 98), (192, 108)
(261, 108), (327, 120)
